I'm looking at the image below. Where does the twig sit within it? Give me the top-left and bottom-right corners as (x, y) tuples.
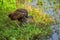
(14, 21), (20, 27)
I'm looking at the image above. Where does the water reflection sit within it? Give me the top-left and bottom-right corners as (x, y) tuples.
(52, 31), (58, 40)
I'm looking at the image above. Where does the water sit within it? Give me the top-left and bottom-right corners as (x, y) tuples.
(30, 0), (60, 40)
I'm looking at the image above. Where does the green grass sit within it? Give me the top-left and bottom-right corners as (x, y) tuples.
(0, 13), (52, 40)
(0, 22), (52, 40)
(0, 12), (52, 40)
(0, 0), (53, 40)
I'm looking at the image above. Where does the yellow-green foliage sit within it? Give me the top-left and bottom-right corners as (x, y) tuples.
(23, 5), (55, 25)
